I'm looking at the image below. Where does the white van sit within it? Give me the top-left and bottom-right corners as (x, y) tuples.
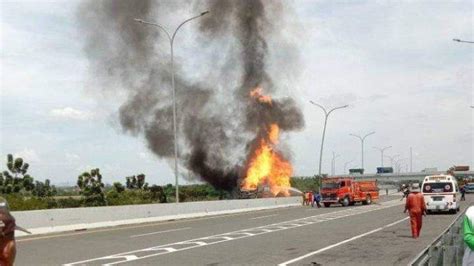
(422, 175), (459, 214)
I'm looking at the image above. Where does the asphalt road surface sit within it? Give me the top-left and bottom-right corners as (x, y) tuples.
(16, 194), (473, 266)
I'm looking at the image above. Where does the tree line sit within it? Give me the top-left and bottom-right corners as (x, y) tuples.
(0, 154), (235, 211)
(0, 154), (316, 211)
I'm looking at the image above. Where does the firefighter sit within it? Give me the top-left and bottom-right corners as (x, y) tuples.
(306, 192), (310, 206)
(308, 191), (314, 207)
(404, 183), (426, 239)
(0, 198), (16, 266)
(314, 192), (321, 208)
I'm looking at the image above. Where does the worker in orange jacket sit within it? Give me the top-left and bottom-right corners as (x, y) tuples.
(404, 183), (426, 238)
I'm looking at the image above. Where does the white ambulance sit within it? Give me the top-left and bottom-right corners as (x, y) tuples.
(421, 175), (459, 214)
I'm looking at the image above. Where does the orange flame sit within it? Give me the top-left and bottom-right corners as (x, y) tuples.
(241, 88), (292, 197)
(250, 87), (272, 105)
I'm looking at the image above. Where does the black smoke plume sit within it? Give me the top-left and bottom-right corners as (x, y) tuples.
(77, 0), (304, 191)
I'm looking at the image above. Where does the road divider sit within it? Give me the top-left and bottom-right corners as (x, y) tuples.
(14, 197), (301, 237)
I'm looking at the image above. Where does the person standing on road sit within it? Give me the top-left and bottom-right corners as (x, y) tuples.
(463, 206), (474, 265)
(461, 185), (466, 201)
(303, 191), (310, 206)
(0, 198), (16, 266)
(404, 183), (426, 239)
(315, 192), (322, 208)
(400, 184), (410, 201)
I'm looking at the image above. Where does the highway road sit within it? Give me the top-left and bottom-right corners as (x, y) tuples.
(16, 194), (472, 265)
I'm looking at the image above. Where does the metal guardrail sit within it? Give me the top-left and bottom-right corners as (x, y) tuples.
(333, 171), (474, 181)
(410, 210), (466, 266)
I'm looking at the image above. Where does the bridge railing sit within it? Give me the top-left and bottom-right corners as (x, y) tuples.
(410, 210), (466, 266)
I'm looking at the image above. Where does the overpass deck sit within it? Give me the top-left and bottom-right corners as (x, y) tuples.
(16, 194), (473, 265)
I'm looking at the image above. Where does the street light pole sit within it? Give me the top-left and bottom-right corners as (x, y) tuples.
(453, 38), (474, 44)
(394, 158), (406, 173)
(373, 146), (392, 167)
(384, 154), (400, 167)
(134, 11), (209, 203)
(344, 160), (354, 174)
(309, 101), (348, 176)
(350, 131), (375, 170)
(331, 152), (340, 176)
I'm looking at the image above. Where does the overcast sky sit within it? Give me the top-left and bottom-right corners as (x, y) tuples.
(1, 0), (473, 186)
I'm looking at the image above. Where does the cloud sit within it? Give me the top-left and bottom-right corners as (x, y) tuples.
(65, 152), (80, 162)
(49, 107), (92, 121)
(14, 148), (40, 163)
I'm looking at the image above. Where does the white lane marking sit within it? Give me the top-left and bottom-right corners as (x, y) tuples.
(250, 214), (279, 220)
(130, 227), (191, 238)
(278, 216), (409, 266)
(64, 200), (403, 265)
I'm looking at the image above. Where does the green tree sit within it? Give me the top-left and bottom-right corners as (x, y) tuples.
(0, 154), (35, 194)
(113, 182), (125, 193)
(290, 176), (319, 192)
(125, 174), (147, 190)
(137, 174), (146, 189)
(77, 168), (106, 206)
(149, 185), (167, 203)
(32, 179), (56, 197)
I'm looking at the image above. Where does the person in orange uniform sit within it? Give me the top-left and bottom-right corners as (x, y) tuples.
(0, 198), (17, 266)
(403, 183), (426, 239)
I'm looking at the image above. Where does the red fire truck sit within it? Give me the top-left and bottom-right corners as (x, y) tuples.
(320, 177), (379, 207)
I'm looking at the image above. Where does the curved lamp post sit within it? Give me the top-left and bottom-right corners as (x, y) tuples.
(309, 101), (348, 175)
(134, 11), (209, 203)
(350, 131), (375, 170)
(453, 38), (474, 44)
(373, 146), (392, 167)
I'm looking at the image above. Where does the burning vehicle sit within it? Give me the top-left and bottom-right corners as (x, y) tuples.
(238, 88), (294, 197)
(78, 1), (304, 196)
(239, 185), (273, 199)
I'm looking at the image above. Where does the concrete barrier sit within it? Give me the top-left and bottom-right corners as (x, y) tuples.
(13, 197), (301, 237)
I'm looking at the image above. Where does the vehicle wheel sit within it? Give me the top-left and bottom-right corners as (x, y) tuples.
(449, 209), (457, 214)
(342, 197), (350, 207)
(426, 210), (432, 215)
(324, 203), (331, 208)
(349, 201), (355, 206)
(364, 195), (372, 205)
